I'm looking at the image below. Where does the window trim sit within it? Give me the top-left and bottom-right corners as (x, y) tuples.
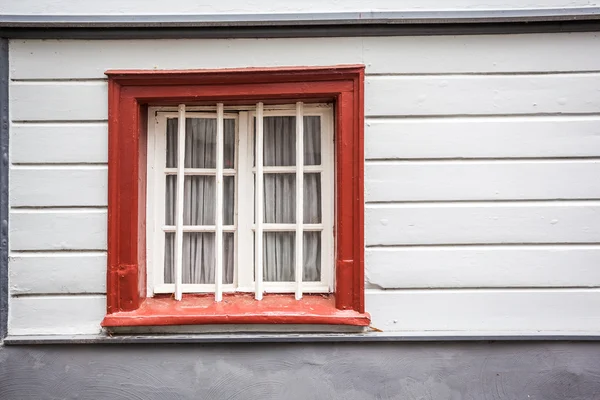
(101, 65), (368, 328)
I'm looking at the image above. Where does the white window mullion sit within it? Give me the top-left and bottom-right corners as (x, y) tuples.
(255, 102), (264, 300)
(215, 103), (225, 302)
(174, 104), (187, 301)
(295, 102), (304, 300)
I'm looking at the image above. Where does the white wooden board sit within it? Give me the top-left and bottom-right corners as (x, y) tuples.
(10, 210), (107, 250)
(365, 116), (600, 160)
(10, 253), (106, 294)
(365, 161), (600, 202)
(10, 167), (108, 207)
(366, 246), (600, 288)
(365, 203), (600, 246)
(11, 123), (108, 164)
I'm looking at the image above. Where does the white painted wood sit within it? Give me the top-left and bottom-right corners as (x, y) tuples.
(10, 34), (600, 80)
(255, 102), (264, 300)
(215, 103), (224, 302)
(10, 166), (107, 206)
(9, 253), (106, 294)
(10, 81), (108, 121)
(10, 123), (108, 163)
(9, 296), (105, 336)
(365, 116), (600, 160)
(366, 289), (600, 333)
(366, 246), (600, 289)
(2, 1), (596, 16)
(365, 203), (600, 246)
(365, 161), (600, 202)
(237, 112), (253, 290)
(295, 102), (304, 300)
(366, 74), (600, 116)
(174, 105), (186, 301)
(10, 210), (107, 250)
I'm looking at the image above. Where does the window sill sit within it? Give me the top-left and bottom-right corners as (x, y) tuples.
(101, 294), (371, 328)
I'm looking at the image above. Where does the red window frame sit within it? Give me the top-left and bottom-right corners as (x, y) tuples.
(101, 65), (369, 328)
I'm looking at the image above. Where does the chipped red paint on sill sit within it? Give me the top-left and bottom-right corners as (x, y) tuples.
(102, 294), (371, 327)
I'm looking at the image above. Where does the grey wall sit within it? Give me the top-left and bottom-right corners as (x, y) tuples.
(1, 342), (600, 399)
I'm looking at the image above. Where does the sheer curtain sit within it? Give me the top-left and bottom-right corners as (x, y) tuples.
(164, 117), (235, 285)
(262, 115), (322, 283)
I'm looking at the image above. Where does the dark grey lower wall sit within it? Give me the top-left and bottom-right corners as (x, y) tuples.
(1, 342), (599, 399)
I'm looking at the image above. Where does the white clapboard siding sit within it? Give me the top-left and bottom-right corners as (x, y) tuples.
(365, 161), (600, 202)
(11, 123), (108, 163)
(366, 289), (600, 333)
(366, 246), (600, 288)
(9, 296), (106, 335)
(10, 253), (106, 294)
(10, 210), (107, 251)
(365, 74), (600, 116)
(365, 116), (600, 160)
(365, 203), (600, 246)
(10, 167), (108, 207)
(10, 33), (600, 80)
(10, 81), (108, 121)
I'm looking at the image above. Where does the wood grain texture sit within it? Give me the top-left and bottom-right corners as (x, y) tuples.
(11, 123), (107, 163)
(9, 253), (106, 294)
(365, 203), (600, 246)
(365, 161), (600, 202)
(366, 74), (600, 116)
(10, 167), (107, 206)
(366, 246), (600, 288)
(10, 210), (107, 250)
(365, 116), (600, 159)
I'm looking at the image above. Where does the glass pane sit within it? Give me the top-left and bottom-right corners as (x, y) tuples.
(303, 173), (321, 223)
(166, 118), (178, 168)
(223, 232), (234, 284)
(304, 116), (321, 165)
(185, 118), (216, 168)
(263, 232), (295, 282)
(183, 232), (215, 284)
(263, 173), (295, 223)
(224, 119), (236, 169)
(184, 176), (216, 225)
(303, 232), (321, 282)
(224, 176), (235, 226)
(164, 232), (175, 284)
(165, 175), (177, 225)
(254, 116), (296, 166)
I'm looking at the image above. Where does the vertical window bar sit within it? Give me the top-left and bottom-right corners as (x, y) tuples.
(255, 102), (264, 300)
(174, 104), (186, 301)
(215, 103), (224, 302)
(295, 102), (304, 300)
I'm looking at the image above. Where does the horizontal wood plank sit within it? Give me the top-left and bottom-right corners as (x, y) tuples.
(366, 246), (600, 288)
(365, 74), (600, 116)
(9, 295), (106, 335)
(366, 289), (600, 333)
(9, 253), (106, 294)
(10, 210), (107, 250)
(11, 123), (108, 163)
(365, 116), (600, 159)
(365, 203), (600, 246)
(10, 81), (108, 121)
(365, 161), (600, 202)
(10, 167), (108, 207)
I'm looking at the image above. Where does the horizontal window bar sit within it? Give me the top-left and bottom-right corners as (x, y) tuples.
(162, 225), (236, 232)
(165, 168), (236, 175)
(252, 223), (323, 231)
(253, 165), (322, 173)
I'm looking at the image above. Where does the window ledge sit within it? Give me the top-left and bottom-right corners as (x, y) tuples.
(101, 294), (370, 328)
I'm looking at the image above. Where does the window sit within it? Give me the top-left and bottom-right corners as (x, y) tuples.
(102, 66), (368, 328)
(147, 103), (334, 300)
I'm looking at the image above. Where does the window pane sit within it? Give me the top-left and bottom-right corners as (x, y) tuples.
(254, 116), (296, 166)
(303, 232), (321, 282)
(303, 173), (321, 223)
(185, 118), (216, 168)
(263, 231), (295, 282)
(184, 176), (216, 225)
(164, 232), (175, 284)
(304, 116), (321, 165)
(263, 173), (296, 223)
(166, 118), (178, 168)
(183, 232), (215, 284)
(224, 175), (235, 226)
(165, 175), (176, 225)
(224, 119), (236, 169)
(223, 232), (234, 284)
